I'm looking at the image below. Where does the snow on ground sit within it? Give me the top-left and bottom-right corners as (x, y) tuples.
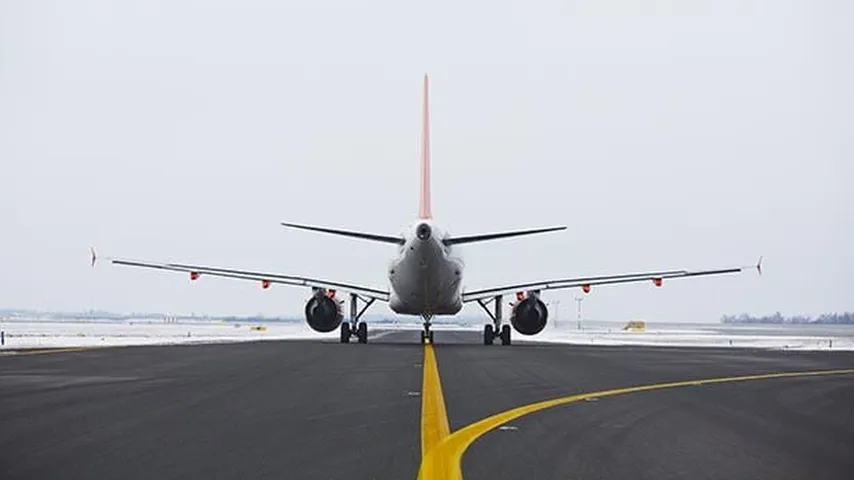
(0, 320), (327, 350)
(525, 324), (854, 351)
(1, 320), (853, 352)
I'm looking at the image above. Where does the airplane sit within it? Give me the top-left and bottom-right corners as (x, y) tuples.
(99, 75), (762, 346)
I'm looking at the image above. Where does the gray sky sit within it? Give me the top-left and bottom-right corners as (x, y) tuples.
(1, 0), (852, 322)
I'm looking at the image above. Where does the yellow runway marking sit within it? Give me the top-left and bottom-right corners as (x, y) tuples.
(0, 347), (94, 357)
(417, 367), (854, 480)
(419, 344), (451, 477)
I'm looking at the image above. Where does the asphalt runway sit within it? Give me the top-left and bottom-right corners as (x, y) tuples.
(2, 330), (853, 479)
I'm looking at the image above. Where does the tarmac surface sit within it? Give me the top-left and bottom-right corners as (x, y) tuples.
(2, 329), (853, 479)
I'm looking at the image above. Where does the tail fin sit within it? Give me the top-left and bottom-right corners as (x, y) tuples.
(419, 74), (432, 219)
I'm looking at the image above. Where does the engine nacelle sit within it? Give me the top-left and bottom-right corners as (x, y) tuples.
(304, 293), (343, 333)
(510, 297), (549, 335)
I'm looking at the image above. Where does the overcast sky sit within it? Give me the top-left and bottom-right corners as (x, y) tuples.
(1, 0), (851, 322)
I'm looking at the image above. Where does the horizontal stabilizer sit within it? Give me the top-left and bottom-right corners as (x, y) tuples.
(444, 226), (567, 246)
(281, 222), (404, 245)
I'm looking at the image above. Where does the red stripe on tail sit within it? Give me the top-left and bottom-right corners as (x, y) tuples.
(419, 74), (432, 219)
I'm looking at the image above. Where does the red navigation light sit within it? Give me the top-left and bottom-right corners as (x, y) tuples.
(190, 271), (200, 281)
(327, 289), (337, 298)
(581, 284), (591, 294)
(653, 277), (663, 287)
(261, 280), (271, 289)
(515, 291), (526, 301)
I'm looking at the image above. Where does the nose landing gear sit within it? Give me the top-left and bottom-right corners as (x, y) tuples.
(420, 313), (434, 344)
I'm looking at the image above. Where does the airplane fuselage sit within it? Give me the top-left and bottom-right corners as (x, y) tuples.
(388, 220), (464, 316)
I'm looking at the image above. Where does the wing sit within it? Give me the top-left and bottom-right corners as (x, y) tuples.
(462, 257), (762, 303)
(110, 258), (389, 301)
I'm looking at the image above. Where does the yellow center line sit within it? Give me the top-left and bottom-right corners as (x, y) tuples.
(419, 343), (451, 478)
(417, 368), (854, 480)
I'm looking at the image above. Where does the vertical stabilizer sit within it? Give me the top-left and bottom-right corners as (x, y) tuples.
(419, 74), (432, 219)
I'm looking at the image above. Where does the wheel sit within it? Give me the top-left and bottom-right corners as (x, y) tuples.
(420, 330), (426, 344)
(428, 330), (434, 344)
(340, 322), (351, 343)
(500, 324), (511, 345)
(483, 324), (494, 345)
(357, 322), (368, 344)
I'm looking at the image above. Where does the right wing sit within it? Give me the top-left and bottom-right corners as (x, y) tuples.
(109, 257), (389, 301)
(462, 258), (762, 303)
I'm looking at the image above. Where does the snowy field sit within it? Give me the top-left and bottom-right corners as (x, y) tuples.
(0, 320), (325, 350)
(1, 320), (853, 352)
(525, 322), (854, 351)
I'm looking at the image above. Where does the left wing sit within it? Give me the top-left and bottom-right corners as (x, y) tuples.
(108, 257), (389, 301)
(462, 257), (762, 303)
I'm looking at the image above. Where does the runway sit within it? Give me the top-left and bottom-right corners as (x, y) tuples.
(2, 330), (853, 479)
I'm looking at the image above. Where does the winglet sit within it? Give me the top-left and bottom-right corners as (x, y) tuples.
(756, 256), (763, 276)
(90, 247), (97, 267)
(419, 74), (432, 220)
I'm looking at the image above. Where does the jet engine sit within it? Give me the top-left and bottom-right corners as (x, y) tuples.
(510, 296), (549, 335)
(304, 291), (343, 333)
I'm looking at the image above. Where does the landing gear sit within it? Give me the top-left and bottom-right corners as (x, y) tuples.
(420, 314), (434, 344)
(340, 321), (368, 344)
(477, 295), (511, 346)
(340, 293), (376, 344)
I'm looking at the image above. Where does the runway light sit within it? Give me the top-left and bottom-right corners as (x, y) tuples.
(190, 271), (200, 281)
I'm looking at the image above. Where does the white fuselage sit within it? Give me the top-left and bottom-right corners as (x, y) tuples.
(388, 220), (464, 316)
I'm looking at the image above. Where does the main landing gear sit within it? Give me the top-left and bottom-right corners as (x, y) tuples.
(340, 293), (375, 344)
(420, 314), (435, 345)
(483, 324), (511, 346)
(477, 295), (511, 346)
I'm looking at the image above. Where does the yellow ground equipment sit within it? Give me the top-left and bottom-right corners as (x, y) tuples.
(623, 320), (646, 332)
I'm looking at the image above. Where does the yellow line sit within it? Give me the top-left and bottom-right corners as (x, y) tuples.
(419, 343), (451, 477)
(0, 347), (94, 357)
(417, 368), (854, 480)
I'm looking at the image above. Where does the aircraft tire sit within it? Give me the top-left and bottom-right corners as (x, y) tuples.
(357, 322), (368, 344)
(500, 324), (511, 346)
(483, 324), (494, 345)
(340, 323), (351, 343)
(428, 330), (434, 344)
